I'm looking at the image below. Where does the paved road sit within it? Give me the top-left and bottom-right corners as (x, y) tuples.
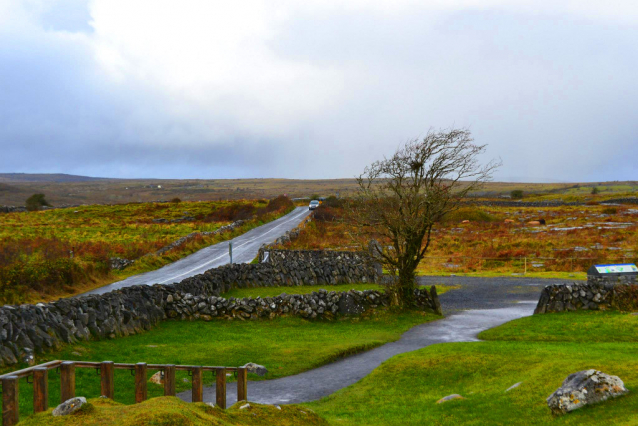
(81, 207), (312, 296)
(178, 276), (569, 406)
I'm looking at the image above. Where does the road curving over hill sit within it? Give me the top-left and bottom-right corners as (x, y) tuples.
(81, 206), (312, 296)
(178, 276), (575, 406)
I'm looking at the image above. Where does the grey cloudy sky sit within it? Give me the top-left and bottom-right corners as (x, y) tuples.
(1, 0), (637, 181)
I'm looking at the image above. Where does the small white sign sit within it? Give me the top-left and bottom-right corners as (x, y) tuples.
(595, 263), (638, 274)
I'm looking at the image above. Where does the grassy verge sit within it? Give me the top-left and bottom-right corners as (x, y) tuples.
(418, 271), (587, 280)
(222, 284), (458, 299)
(307, 311), (638, 425)
(7, 310), (438, 418)
(18, 397), (327, 426)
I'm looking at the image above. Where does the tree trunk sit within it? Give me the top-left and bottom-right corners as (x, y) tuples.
(397, 268), (416, 305)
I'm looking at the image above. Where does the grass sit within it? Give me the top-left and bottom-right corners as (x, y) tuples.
(18, 397), (328, 426)
(307, 310), (638, 425)
(418, 271), (587, 280)
(479, 310), (638, 342)
(221, 283), (458, 299)
(8, 310), (438, 419)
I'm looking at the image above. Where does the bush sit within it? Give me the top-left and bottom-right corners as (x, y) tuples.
(314, 206), (339, 222)
(442, 207), (497, 223)
(322, 196), (344, 208)
(25, 193), (51, 211)
(510, 190), (524, 199)
(170, 197), (181, 203)
(602, 207), (617, 215)
(264, 195), (294, 213)
(0, 258), (85, 303)
(591, 186), (600, 195)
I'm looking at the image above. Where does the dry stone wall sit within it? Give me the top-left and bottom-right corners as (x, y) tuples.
(534, 275), (638, 314)
(0, 249), (405, 367)
(166, 287), (439, 321)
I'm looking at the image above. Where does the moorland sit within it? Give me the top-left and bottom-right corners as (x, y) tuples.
(1, 173), (637, 206)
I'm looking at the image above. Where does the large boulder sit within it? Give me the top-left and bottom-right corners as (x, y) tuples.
(547, 370), (628, 414)
(52, 397), (87, 416)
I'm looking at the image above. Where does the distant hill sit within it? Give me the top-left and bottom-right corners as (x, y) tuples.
(0, 173), (109, 183)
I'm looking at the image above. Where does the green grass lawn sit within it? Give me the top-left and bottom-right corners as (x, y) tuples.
(307, 311), (638, 425)
(10, 310), (437, 419)
(222, 284), (457, 299)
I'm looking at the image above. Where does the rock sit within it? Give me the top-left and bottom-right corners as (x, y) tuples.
(20, 348), (35, 366)
(149, 371), (164, 385)
(436, 394), (465, 403)
(242, 362), (268, 376)
(240, 403), (251, 410)
(52, 397), (87, 416)
(506, 382), (522, 392)
(527, 221), (541, 226)
(547, 370), (628, 414)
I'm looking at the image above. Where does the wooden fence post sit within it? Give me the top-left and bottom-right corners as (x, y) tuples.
(191, 367), (203, 403)
(134, 363), (147, 403)
(2, 376), (19, 426)
(101, 361), (114, 399)
(164, 365), (176, 396)
(237, 367), (247, 402)
(216, 367), (227, 409)
(33, 368), (48, 413)
(60, 361), (76, 402)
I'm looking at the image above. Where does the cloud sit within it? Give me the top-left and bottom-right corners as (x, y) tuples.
(0, 0), (637, 181)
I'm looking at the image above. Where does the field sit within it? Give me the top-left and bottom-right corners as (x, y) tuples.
(0, 197), (294, 304)
(1, 174), (637, 206)
(307, 310), (638, 425)
(280, 199), (638, 277)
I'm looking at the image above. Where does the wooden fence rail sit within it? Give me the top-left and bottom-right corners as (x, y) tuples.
(0, 360), (247, 426)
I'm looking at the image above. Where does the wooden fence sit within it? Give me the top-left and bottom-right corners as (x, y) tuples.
(0, 360), (248, 426)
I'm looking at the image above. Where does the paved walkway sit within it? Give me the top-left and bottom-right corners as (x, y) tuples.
(178, 276), (568, 405)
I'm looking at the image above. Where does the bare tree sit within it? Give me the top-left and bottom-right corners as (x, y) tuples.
(351, 128), (500, 305)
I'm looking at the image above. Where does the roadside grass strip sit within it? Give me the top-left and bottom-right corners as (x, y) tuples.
(307, 311), (638, 425)
(7, 310), (437, 419)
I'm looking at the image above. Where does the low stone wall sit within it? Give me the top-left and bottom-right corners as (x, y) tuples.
(534, 281), (638, 314)
(166, 287), (439, 321)
(258, 249), (382, 284)
(0, 248), (389, 367)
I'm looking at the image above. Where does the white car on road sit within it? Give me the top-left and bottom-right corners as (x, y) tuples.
(309, 200), (320, 210)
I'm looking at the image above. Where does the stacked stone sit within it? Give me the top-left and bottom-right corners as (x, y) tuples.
(165, 288), (437, 321)
(0, 285), (167, 366)
(535, 282), (617, 314)
(0, 248), (389, 366)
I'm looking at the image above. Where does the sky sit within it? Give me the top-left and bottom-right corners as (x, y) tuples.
(0, 1), (637, 182)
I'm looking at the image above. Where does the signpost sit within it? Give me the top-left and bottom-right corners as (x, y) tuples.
(229, 242), (233, 264)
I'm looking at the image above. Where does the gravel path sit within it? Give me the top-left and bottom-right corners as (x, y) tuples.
(178, 275), (572, 406)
